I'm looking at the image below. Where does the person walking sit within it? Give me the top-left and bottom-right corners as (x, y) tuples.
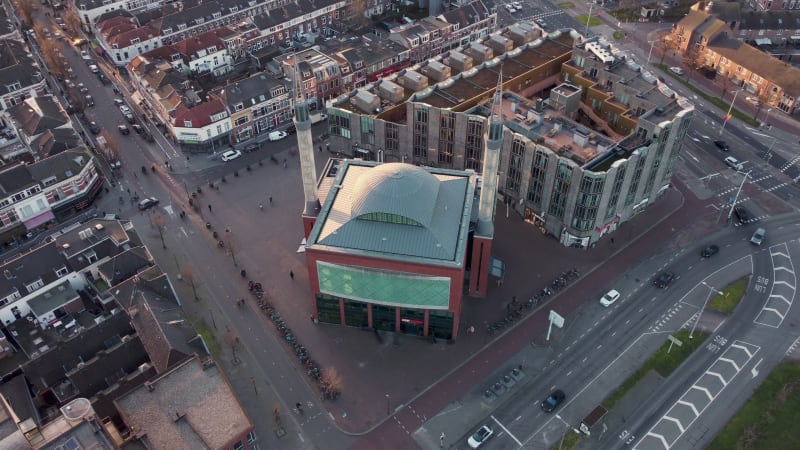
(208, 204), (212, 212)
(289, 270), (294, 280)
(269, 196), (273, 205)
(259, 203), (263, 211)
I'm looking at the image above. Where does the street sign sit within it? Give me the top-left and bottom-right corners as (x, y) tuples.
(549, 310), (565, 328)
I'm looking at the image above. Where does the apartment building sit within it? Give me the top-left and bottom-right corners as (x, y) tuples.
(221, 73), (291, 143)
(326, 29), (693, 246)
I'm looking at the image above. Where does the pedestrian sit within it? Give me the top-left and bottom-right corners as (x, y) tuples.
(290, 270), (294, 280)
(326, 142), (330, 151)
(610, 237), (615, 245)
(319, 145), (323, 152)
(512, 296), (517, 305)
(310, 315), (314, 323)
(208, 204), (212, 212)
(269, 196), (273, 205)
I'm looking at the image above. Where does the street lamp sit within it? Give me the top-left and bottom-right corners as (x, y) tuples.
(726, 170), (751, 221)
(762, 107), (773, 128)
(690, 283), (723, 339)
(719, 89), (743, 136)
(385, 394), (390, 415)
(585, 2), (594, 37)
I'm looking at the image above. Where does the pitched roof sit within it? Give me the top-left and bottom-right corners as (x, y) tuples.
(221, 73), (287, 109)
(0, 39), (43, 94)
(29, 128), (82, 158)
(678, 9), (712, 33)
(6, 95), (69, 136)
(97, 247), (154, 286)
(171, 98), (226, 128)
(172, 28), (235, 59)
(709, 33), (800, 97)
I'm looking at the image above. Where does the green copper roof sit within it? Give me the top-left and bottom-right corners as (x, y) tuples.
(307, 161), (475, 266)
(316, 261), (451, 309)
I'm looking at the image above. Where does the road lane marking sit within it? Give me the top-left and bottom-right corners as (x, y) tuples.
(491, 415), (522, 446)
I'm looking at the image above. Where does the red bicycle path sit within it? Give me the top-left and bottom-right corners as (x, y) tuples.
(350, 179), (712, 449)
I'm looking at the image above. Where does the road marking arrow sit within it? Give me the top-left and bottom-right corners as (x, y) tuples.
(751, 358), (763, 378)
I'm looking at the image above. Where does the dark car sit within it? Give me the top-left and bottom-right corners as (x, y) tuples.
(286, 124), (296, 134)
(137, 197), (159, 210)
(243, 142), (260, 152)
(118, 124), (130, 135)
(540, 389), (566, 412)
(88, 122), (101, 134)
(701, 245), (719, 258)
(132, 124), (144, 134)
(714, 140), (729, 151)
(734, 206), (750, 224)
(654, 271), (675, 288)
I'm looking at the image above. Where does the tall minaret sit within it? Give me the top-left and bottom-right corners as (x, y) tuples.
(292, 54), (320, 238)
(469, 70), (503, 298)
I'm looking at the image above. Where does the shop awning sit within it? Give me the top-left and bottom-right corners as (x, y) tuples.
(755, 38), (772, 46)
(24, 211), (55, 230)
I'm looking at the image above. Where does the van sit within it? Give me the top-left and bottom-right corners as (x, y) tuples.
(724, 156), (743, 171)
(268, 131), (288, 141)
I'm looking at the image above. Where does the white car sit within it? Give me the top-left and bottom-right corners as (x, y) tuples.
(505, 4), (516, 12)
(80, 50), (91, 60)
(669, 66), (684, 75)
(600, 289), (621, 307)
(468, 425), (494, 448)
(119, 105), (131, 114)
(89, 64), (99, 73)
(220, 150), (242, 162)
(512, 1), (522, 8)
(268, 130), (288, 141)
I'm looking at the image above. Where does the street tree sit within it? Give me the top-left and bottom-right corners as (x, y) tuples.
(97, 129), (120, 162)
(63, 9), (84, 37)
(320, 367), (343, 400)
(13, 0), (35, 28)
(150, 212), (167, 249)
(180, 263), (201, 300)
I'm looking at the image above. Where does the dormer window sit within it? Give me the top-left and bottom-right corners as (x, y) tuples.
(6, 81), (22, 92)
(234, 103), (244, 111)
(55, 266), (68, 277)
(130, 37), (140, 45)
(184, 120), (192, 127)
(25, 278), (44, 294)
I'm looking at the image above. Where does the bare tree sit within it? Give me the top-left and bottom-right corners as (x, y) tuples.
(224, 327), (241, 363)
(346, 0), (371, 28)
(180, 263), (200, 300)
(320, 367), (343, 400)
(150, 212), (167, 249)
(63, 9), (84, 37)
(97, 130), (120, 162)
(13, 0), (35, 28)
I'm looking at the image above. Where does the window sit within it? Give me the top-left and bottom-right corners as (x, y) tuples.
(55, 267), (68, 277)
(6, 81), (22, 92)
(547, 161), (573, 219)
(506, 139), (525, 193)
(527, 150), (549, 210)
(26, 278), (45, 294)
(234, 116), (248, 126)
(464, 117), (484, 171)
(247, 431), (257, 443)
(184, 120), (192, 127)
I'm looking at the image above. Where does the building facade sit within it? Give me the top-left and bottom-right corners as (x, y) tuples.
(326, 30), (693, 247)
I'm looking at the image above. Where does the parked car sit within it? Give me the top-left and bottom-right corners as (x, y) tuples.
(467, 425), (494, 449)
(285, 124), (296, 134)
(669, 66), (684, 75)
(535, 18), (547, 27)
(137, 197), (159, 210)
(89, 64), (99, 74)
(132, 124), (144, 134)
(243, 143), (260, 153)
(600, 289), (621, 307)
(88, 122), (100, 134)
(540, 389), (566, 413)
(118, 125), (130, 135)
(114, 98), (125, 106)
(654, 271), (675, 288)
(119, 105), (131, 115)
(268, 131), (288, 141)
(80, 50), (91, 60)
(750, 228), (766, 245)
(512, 1), (522, 8)
(701, 245), (719, 258)
(85, 95), (94, 107)
(220, 149), (242, 162)
(713, 140), (729, 151)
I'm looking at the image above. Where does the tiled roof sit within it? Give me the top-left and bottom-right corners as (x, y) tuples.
(171, 98), (226, 128)
(6, 95), (69, 136)
(709, 33), (800, 97)
(441, 0), (494, 28)
(0, 39), (42, 92)
(739, 11), (800, 31)
(172, 28), (234, 59)
(221, 73), (287, 109)
(678, 9), (711, 33)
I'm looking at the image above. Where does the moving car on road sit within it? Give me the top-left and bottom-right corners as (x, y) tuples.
(654, 271), (675, 288)
(669, 66), (684, 75)
(600, 289), (621, 307)
(734, 205), (750, 224)
(714, 140), (729, 151)
(750, 228), (766, 245)
(701, 245), (719, 258)
(540, 389), (566, 413)
(88, 122), (101, 134)
(118, 125), (130, 135)
(137, 197), (159, 210)
(467, 424), (494, 448)
(80, 50), (91, 60)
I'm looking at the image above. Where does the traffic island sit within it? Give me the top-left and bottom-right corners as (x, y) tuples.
(707, 277), (749, 315)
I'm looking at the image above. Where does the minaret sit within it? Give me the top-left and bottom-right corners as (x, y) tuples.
(469, 70), (503, 298)
(292, 54), (320, 238)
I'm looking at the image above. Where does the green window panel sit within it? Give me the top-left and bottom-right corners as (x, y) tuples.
(317, 261), (450, 309)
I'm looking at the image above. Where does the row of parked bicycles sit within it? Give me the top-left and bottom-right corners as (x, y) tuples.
(486, 268), (580, 336)
(251, 292), (341, 400)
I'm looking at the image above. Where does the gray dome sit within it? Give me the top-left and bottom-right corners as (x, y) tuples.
(351, 163), (440, 228)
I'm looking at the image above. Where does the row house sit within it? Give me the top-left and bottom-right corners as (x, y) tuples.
(70, 0), (165, 31)
(221, 73), (291, 144)
(335, 37), (411, 88)
(249, 0), (349, 55)
(388, 0), (497, 63)
(701, 1), (800, 51)
(748, 0), (800, 11)
(0, 39), (47, 112)
(95, 0), (276, 66)
(704, 33), (800, 114)
(672, 9), (800, 114)
(170, 97), (232, 152)
(170, 28), (237, 76)
(0, 150), (102, 246)
(278, 48), (343, 110)
(4, 95), (76, 162)
(127, 55), (193, 125)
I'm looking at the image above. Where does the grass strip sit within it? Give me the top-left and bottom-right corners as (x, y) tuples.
(708, 277), (749, 315)
(655, 64), (760, 127)
(194, 318), (221, 358)
(557, 2), (576, 8)
(707, 362), (800, 450)
(604, 330), (708, 409)
(576, 15), (602, 27)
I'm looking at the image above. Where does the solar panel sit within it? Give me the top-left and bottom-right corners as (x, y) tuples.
(64, 436), (83, 450)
